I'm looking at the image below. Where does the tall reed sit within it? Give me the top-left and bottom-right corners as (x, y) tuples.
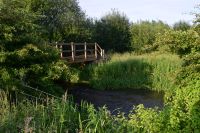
(0, 90), (128, 132)
(89, 52), (182, 91)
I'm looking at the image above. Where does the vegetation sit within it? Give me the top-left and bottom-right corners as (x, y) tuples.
(130, 20), (170, 53)
(0, 0), (200, 132)
(154, 29), (200, 56)
(173, 21), (191, 31)
(87, 52), (182, 91)
(1, 82), (199, 132)
(93, 10), (131, 52)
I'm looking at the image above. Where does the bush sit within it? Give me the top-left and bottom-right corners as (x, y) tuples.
(0, 44), (77, 94)
(130, 20), (170, 53)
(154, 30), (199, 56)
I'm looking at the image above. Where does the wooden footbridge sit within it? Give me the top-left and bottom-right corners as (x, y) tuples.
(54, 42), (106, 63)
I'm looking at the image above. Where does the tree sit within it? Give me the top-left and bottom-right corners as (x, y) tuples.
(0, 0), (41, 50)
(130, 20), (170, 53)
(31, 0), (89, 42)
(193, 4), (200, 34)
(173, 21), (191, 31)
(94, 10), (131, 53)
(154, 30), (199, 56)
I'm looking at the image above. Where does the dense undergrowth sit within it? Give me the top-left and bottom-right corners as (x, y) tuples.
(0, 79), (199, 132)
(0, 44), (79, 95)
(1, 48), (200, 132)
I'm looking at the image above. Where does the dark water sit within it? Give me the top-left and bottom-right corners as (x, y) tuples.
(69, 86), (164, 115)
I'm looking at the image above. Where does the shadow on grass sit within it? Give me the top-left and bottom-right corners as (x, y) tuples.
(81, 59), (153, 90)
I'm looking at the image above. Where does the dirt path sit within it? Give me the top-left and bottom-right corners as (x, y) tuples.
(68, 86), (164, 115)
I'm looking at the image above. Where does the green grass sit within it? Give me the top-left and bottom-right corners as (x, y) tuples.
(0, 91), (124, 133)
(1, 83), (200, 133)
(87, 52), (182, 91)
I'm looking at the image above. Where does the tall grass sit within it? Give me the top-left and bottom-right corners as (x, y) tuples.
(89, 52), (182, 91)
(1, 86), (199, 133)
(0, 90), (130, 133)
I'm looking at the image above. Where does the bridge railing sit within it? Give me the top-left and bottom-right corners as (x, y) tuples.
(53, 42), (105, 63)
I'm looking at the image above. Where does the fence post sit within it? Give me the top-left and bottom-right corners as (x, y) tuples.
(102, 49), (105, 60)
(95, 42), (97, 59)
(60, 44), (63, 58)
(55, 42), (58, 49)
(84, 42), (87, 60)
(100, 49), (103, 57)
(71, 42), (75, 61)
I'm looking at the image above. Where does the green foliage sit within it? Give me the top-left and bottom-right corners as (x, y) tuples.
(165, 86), (200, 132)
(175, 53), (200, 88)
(94, 9), (131, 52)
(0, 0), (41, 50)
(32, 0), (92, 43)
(193, 4), (200, 34)
(0, 0), (93, 50)
(130, 20), (170, 53)
(88, 52), (182, 91)
(0, 91), (130, 133)
(1, 83), (199, 132)
(128, 105), (164, 133)
(154, 29), (200, 56)
(0, 1), (199, 133)
(173, 21), (191, 31)
(0, 44), (77, 93)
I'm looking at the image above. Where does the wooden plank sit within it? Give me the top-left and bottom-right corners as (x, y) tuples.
(62, 50), (71, 52)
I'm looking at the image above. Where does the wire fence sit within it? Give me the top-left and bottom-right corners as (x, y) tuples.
(14, 82), (69, 104)
(21, 83), (63, 100)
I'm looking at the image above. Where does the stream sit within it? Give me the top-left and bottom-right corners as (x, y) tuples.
(68, 86), (164, 115)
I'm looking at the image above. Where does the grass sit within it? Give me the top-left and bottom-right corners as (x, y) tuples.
(86, 52), (182, 91)
(0, 90), (123, 133)
(0, 52), (199, 133)
(1, 84), (199, 133)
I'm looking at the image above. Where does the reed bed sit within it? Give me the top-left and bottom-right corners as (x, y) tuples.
(89, 52), (182, 91)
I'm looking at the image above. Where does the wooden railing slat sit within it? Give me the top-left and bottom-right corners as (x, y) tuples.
(56, 42), (105, 63)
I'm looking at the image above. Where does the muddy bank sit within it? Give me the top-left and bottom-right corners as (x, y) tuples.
(68, 86), (164, 115)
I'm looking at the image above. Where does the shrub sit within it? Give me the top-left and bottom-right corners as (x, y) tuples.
(154, 30), (199, 56)
(130, 20), (170, 53)
(0, 44), (77, 94)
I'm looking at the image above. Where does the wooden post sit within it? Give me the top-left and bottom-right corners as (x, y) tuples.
(95, 42), (97, 59)
(74, 43), (76, 60)
(55, 42), (58, 48)
(102, 49), (105, 60)
(84, 42), (87, 60)
(71, 42), (75, 61)
(100, 49), (103, 57)
(60, 44), (63, 58)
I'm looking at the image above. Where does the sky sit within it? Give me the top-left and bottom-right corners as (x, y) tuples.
(78, 0), (199, 25)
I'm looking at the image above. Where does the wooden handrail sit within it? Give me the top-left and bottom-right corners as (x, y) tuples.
(53, 42), (105, 63)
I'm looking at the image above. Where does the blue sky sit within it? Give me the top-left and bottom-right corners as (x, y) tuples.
(78, 0), (199, 25)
